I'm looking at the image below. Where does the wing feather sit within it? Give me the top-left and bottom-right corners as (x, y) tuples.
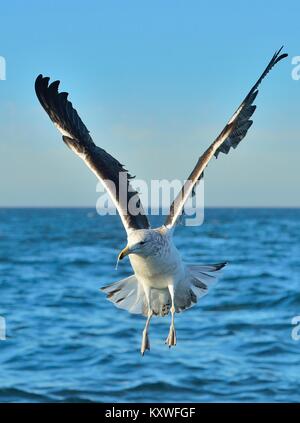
(165, 47), (288, 229)
(35, 75), (150, 233)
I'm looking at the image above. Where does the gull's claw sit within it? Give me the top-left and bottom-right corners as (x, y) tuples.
(165, 326), (177, 347)
(141, 330), (150, 355)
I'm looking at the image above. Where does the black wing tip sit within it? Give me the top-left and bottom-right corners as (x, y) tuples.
(49, 79), (60, 91)
(35, 74), (61, 96)
(276, 45), (288, 56)
(35, 74), (48, 88)
(274, 46), (288, 63)
(218, 262), (228, 270)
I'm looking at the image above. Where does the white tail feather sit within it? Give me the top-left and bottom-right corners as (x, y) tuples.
(174, 262), (227, 312)
(101, 275), (171, 317)
(101, 262), (227, 316)
(101, 275), (146, 315)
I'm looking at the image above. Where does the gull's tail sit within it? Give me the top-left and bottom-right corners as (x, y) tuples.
(101, 262), (226, 317)
(174, 262), (227, 312)
(101, 275), (147, 315)
(101, 275), (171, 317)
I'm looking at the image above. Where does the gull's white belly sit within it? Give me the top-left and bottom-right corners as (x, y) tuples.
(129, 248), (185, 289)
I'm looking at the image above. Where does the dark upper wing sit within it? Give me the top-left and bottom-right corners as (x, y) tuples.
(165, 47), (288, 229)
(35, 75), (150, 234)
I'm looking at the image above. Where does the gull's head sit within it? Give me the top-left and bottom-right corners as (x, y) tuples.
(118, 229), (158, 260)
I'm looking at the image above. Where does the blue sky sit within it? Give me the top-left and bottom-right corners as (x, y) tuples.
(0, 0), (299, 206)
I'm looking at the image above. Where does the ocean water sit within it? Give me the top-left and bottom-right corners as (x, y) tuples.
(0, 207), (299, 403)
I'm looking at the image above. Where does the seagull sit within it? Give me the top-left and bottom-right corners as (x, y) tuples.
(35, 48), (287, 355)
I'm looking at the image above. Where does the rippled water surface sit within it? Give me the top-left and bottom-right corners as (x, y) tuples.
(0, 208), (299, 402)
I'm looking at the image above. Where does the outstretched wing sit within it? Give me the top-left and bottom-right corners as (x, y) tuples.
(165, 47), (288, 229)
(35, 75), (150, 234)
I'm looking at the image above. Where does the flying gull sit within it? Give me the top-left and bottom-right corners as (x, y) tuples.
(35, 47), (287, 355)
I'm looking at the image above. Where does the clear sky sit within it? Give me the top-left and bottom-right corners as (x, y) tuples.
(0, 0), (299, 207)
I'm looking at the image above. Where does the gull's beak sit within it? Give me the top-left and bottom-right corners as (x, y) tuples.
(118, 245), (130, 261)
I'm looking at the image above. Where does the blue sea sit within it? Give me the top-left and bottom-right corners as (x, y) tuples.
(0, 208), (299, 403)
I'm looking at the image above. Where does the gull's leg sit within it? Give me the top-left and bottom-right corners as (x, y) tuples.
(165, 284), (177, 347)
(141, 285), (153, 356)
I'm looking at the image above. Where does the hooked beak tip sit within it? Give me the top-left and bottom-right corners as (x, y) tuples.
(118, 245), (130, 261)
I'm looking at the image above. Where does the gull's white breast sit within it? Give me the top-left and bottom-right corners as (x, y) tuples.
(129, 236), (185, 289)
